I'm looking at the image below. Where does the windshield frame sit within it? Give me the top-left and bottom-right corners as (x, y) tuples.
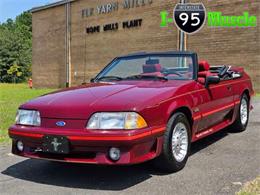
(93, 52), (198, 82)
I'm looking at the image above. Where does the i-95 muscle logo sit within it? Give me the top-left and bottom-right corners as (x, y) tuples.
(160, 2), (257, 33)
(173, 3), (206, 34)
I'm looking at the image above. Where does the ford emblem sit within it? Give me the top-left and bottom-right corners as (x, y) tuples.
(56, 121), (66, 127)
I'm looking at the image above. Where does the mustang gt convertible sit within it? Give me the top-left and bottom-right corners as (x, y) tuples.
(9, 51), (254, 172)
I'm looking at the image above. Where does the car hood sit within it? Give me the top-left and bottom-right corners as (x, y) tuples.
(21, 81), (192, 119)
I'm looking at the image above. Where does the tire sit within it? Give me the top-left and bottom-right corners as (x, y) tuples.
(231, 94), (249, 132)
(153, 112), (191, 173)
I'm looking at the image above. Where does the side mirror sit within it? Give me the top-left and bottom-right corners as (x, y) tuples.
(90, 78), (95, 83)
(205, 76), (220, 88)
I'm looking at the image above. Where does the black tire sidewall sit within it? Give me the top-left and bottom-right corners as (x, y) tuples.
(238, 94), (249, 129)
(162, 112), (191, 171)
(232, 94), (249, 132)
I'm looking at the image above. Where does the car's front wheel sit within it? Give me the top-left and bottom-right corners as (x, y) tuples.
(153, 112), (191, 173)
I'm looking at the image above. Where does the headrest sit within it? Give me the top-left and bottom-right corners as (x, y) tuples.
(199, 60), (210, 71)
(143, 64), (162, 73)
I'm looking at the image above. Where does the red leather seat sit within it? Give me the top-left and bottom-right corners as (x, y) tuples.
(198, 60), (211, 78)
(199, 60), (210, 72)
(198, 60), (214, 84)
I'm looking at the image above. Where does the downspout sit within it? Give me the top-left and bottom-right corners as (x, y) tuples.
(179, 0), (187, 51)
(65, 0), (71, 87)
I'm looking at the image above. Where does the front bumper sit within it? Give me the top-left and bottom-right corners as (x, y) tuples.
(9, 125), (165, 165)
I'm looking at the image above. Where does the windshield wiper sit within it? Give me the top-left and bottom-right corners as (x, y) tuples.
(96, 76), (123, 82)
(125, 75), (168, 81)
(96, 75), (168, 82)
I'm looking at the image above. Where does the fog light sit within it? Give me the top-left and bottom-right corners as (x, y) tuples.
(17, 140), (24, 152)
(109, 147), (120, 161)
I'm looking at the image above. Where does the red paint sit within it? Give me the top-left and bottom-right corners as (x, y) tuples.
(202, 103), (234, 117)
(67, 127), (165, 141)
(8, 54), (254, 165)
(9, 130), (43, 138)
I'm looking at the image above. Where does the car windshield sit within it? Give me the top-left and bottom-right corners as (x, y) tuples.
(96, 54), (194, 81)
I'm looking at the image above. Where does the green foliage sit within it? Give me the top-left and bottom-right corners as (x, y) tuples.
(0, 12), (32, 83)
(7, 63), (23, 83)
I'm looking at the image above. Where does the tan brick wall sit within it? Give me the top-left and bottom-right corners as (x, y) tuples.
(70, 0), (179, 85)
(32, 5), (66, 88)
(32, 0), (260, 91)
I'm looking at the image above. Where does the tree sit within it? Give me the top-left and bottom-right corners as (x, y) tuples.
(7, 63), (23, 83)
(0, 11), (32, 83)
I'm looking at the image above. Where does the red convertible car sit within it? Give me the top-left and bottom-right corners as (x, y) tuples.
(9, 51), (254, 172)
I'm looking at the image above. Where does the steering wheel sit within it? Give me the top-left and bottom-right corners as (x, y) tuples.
(162, 71), (183, 77)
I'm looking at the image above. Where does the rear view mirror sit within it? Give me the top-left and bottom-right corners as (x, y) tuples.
(205, 76), (220, 88)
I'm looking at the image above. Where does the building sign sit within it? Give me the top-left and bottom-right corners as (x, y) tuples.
(82, 1), (148, 34)
(82, 0), (153, 18)
(86, 19), (143, 34)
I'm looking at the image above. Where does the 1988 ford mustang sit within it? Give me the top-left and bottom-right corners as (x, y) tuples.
(9, 51), (254, 172)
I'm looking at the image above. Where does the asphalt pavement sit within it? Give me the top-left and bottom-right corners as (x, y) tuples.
(0, 100), (259, 195)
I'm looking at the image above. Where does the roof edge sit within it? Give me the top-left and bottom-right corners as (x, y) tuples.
(30, 0), (75, 13)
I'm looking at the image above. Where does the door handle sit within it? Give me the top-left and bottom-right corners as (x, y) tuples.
(227, 85), (232, 91)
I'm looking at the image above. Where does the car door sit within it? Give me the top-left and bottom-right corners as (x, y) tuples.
(196, 80), (234, 132)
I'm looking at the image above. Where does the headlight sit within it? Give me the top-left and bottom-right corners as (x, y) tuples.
(15, 109), (41, 126)
(87, 112), (147, 130)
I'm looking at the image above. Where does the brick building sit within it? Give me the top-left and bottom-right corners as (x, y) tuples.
(31, 0), (260, 91)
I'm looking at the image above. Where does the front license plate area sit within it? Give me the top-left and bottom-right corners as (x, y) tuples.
(42, 135), (69, 154)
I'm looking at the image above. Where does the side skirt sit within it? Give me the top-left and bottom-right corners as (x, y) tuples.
(191, 119), (232, 142)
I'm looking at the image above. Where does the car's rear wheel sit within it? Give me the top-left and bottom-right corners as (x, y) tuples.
(153, 112), (191, 173)
(231, 94), (249, 132)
